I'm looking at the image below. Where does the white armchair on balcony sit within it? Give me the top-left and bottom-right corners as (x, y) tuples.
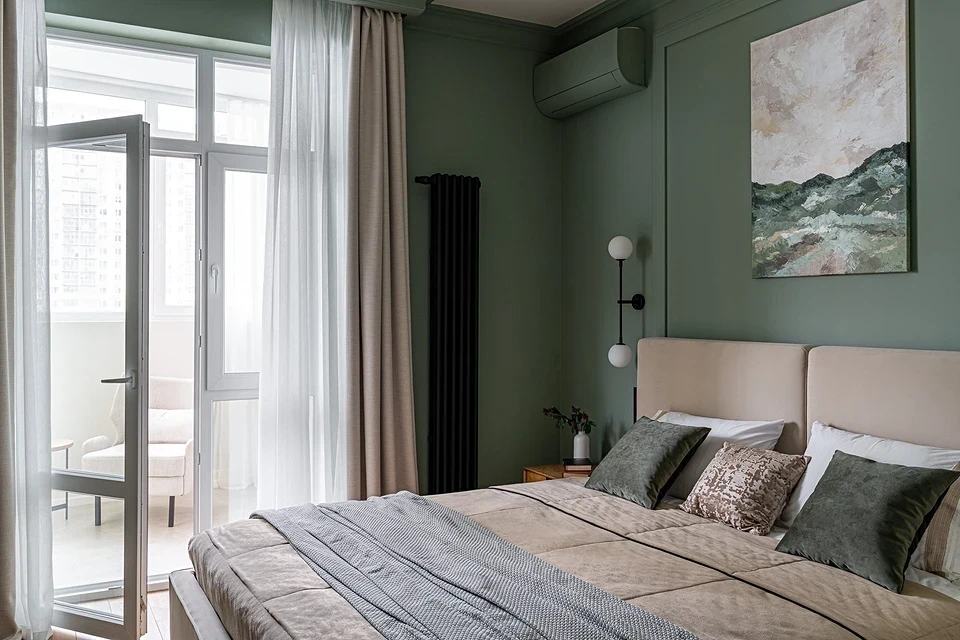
(81, 376), (194, 527)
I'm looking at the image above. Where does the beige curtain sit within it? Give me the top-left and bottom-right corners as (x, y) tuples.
(0, 0), (19, 636)
(345, 6), (418, 500)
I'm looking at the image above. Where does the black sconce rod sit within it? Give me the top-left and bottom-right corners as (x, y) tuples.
(617, 259), (624, 344)
(615, 259), (646, 345)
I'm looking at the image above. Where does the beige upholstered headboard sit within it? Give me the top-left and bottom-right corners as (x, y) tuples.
(636, 338), (810, 454)
(807, 346), (960, 450)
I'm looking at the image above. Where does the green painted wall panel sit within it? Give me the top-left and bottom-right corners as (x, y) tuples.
(560, 88), (656, 461)
(561, 0), (960, 452)
(665, 0), (960, 352)
(404, 30), (564, 490)
(46, 0), (273, 45)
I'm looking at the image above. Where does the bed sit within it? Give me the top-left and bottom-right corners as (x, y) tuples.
(170, 338), (960, 640)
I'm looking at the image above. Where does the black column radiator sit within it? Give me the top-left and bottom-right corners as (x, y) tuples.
(416, 173), (481, 494)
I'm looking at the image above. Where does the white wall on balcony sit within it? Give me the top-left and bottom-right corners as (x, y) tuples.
(50, 319), (195, 462)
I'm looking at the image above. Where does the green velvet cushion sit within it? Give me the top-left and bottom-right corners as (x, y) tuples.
(585, 417), (710, 509)
(776, 450), (960, 592)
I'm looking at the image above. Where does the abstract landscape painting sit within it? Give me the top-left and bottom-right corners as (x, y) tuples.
(750, 0), (909, 278)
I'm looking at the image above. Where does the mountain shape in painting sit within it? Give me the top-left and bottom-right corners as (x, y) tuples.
(751, 142), (908, 278)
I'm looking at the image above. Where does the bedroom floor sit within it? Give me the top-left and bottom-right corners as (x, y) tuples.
(50, 590), (170, 640)
(51, 487), (256, 640)
(53, 486), (256, 591)
(53, 493), (194, 591)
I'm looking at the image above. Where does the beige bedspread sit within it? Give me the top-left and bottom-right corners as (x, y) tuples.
(188, 479), (960, 640)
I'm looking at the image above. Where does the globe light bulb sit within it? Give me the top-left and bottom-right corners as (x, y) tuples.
(608, 343), (632, 368)
(608, 236), (633, 261)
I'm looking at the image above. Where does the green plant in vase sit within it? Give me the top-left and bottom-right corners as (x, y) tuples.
(543, 405), (595, 460)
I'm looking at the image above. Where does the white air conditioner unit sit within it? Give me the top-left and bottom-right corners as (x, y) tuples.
(534, 27), (646, 119)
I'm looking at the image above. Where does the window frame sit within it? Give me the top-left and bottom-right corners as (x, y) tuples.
(149, 150), (201, 319)
(204, 152), (268, 391)
(46, 29), (270, 323)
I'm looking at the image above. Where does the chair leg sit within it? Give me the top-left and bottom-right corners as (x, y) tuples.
(168, 496), (175, 528)
(95, 496), (101, 526)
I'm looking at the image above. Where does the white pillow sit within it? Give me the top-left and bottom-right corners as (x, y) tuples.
(655, 411), (785, 500)
(778, 421), (960, 529)
(904, 567), (960, 602)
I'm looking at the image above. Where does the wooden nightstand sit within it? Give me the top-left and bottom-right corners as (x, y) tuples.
(523, 463), (594, 482)
(523, 464), (564, 482)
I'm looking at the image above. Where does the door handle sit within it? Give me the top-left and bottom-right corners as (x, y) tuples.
(210, 264), (220, 295)
(101, 371), (138, 388)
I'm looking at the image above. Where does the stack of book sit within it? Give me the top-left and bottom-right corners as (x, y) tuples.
(562, 458), (593, 478)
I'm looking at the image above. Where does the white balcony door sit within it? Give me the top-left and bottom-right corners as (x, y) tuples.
(48, 114), (150, 640)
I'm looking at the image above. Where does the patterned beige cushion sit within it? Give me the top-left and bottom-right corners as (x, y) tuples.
(911, 464), (960, 580)
(681, 443), (809, 536)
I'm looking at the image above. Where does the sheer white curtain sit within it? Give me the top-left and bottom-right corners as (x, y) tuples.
(258, 0), (352, 508)
(1, 0), (52, 637)
(213, 171), (265, 495)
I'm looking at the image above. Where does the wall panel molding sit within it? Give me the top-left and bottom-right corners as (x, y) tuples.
(650, 0), (780, 337)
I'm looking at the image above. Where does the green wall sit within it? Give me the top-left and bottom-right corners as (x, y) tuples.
(46, 0), (273, 46)
(404, 28), (564, 490)
(560, 91), (656, 459)
(561, 0), (960, 457)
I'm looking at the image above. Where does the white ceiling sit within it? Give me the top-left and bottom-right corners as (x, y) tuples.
(431, 0), (609, 28)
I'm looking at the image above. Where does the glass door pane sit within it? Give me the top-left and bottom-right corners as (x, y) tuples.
(48, 115), (149, 640)
(147, 153), (198, 584)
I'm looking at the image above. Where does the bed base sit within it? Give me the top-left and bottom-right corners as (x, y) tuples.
(169, 570), (232, 640)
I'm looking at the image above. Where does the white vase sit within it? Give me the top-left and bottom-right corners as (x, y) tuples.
(573, 432), (590, 460)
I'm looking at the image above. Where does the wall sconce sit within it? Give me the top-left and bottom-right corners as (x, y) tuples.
(608, 236), (645, 368)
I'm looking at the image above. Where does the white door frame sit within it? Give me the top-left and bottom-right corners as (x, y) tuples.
(48, 114), (150, 640)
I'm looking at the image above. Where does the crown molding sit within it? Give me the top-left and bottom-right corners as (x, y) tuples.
(405, 4), (557, 54)
(408, 0), (696, 57)
(558, 0), (678, 48)
(556, 0), (631, 33)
